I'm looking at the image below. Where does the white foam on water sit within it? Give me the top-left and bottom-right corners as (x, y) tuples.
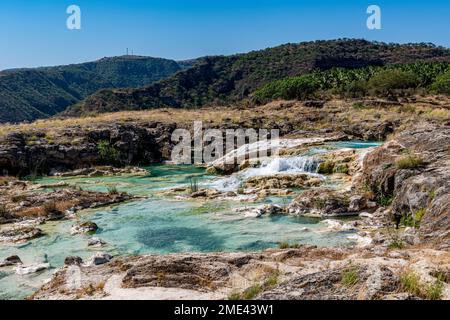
(210, 137), (330, 169)
(210, 155), (322, 192)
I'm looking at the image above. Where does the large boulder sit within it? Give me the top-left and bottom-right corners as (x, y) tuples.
(87, 252), (112, 266)
(64, 256), (83, 266)
(0, 255), (22, 267)
(71, 221), (99, 235)
(288, 188), (354, 217)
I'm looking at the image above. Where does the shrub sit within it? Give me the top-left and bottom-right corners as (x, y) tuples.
(431, 70), (450, 94)
(341, 268), (359, 287)
(97, 140), (121, 165)
(368, 69), (419, 96)
(396, 155), (423, 169)
(377, 195), (393, 207)
(253, 74), (320, 102)
(400, 214), (415, 227)
(342, 80), (368, 97)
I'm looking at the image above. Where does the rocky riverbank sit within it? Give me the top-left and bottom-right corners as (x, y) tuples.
(31, 245), (450, 300)
(0, 177), (134, 242)
(0, 97), (449, 299)
(24, 121), (450, 300)
(1, 97), (449, 176)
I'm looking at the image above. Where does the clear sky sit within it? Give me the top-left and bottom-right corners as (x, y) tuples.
(1, 0), (449, 70)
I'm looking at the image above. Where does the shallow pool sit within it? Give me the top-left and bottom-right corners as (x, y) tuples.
(0, 141), (380, 299)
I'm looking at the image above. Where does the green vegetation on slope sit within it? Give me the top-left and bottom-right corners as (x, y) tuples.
(253, 62), (450, 102)
(64, 39), (450, 116)
(65, 39), (450, 116)
(0, 56), (182, 123)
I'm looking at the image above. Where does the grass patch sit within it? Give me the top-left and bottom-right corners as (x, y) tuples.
(352, 102), (366, 110)
(400, 271), (421, 296)
(278, 241), (300, 249)
(400, 271), (444, 300)
(189, 177), (199, 193)
(229, 270), (280, 300)
(341, 268), (359, 287)
(400, 214), (415, 227)
(396, 155), (423, 169)
(242, 284), (263, 300)
(377, 195), (393, 207)
(265, 273), (279, 288)
(425, 279), (444, 300)
(388, 238), (405, 250)
(334, 164), (349, 174)
(414, 208), (426, 225)
(107, 185), (119, 195)
(227, 291), (242, 300)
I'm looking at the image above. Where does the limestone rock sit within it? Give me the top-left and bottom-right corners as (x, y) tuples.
(15, 263), (50, 275)
(0, 255), (22, 267)
(71, 221), (99, 235)
(87, 252), (112, 266)
(64, 256), (83, 266)
(288, 188), (354, 217)
(0, 226), (44, 243)
(88, 237), (106, 247)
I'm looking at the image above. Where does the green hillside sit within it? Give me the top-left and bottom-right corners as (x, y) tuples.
(64, 39), (450, 116)
(0, 56), (182, 123)
(253, 61), (450, 102)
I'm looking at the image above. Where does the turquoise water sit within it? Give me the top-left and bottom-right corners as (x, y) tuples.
(0, 141), (379, 299)
(329, 141), (383, 149)
(0, 165), (350, 299)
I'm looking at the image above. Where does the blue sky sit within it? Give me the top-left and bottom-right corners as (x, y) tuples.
(0, 0), (449, 70)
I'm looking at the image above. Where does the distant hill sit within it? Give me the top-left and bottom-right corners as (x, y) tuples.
(0, 56), (182, 123)
(64, 39), (450, 116)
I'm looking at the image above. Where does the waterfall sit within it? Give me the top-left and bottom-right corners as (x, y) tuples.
(210, 155), (321, 192)
(258, 156), (320, 174)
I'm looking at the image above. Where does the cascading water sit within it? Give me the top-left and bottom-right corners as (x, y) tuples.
(262, 156), (320, 174)
(210, 155), (322, 192)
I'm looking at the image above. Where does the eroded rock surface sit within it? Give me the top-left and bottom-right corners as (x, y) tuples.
(31, 247), (450, 300)
(356, 124), (450, 247)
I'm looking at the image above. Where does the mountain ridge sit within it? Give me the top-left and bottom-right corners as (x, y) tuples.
(63, 39), (450, 116)
(0, 56), (183, 123)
